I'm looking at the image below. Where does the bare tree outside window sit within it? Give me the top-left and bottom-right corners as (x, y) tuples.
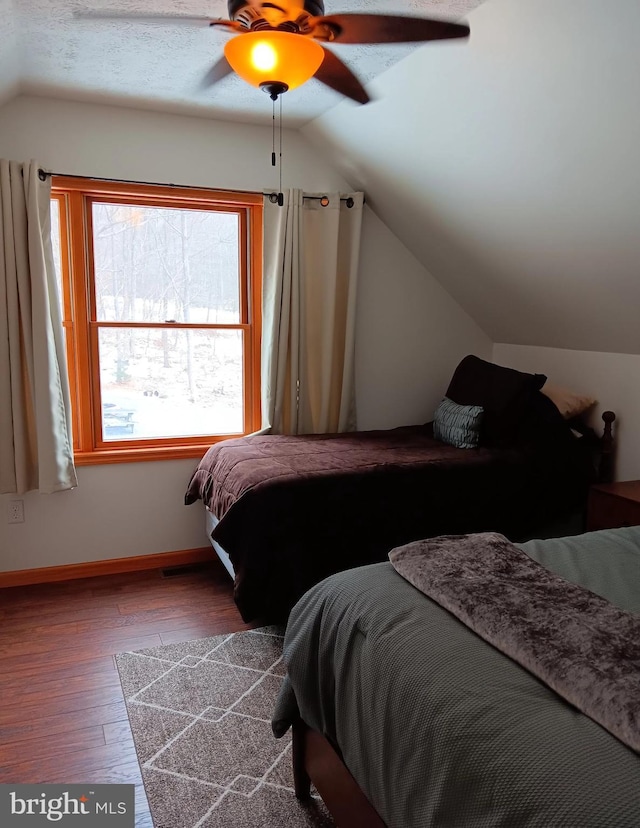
(91, 203), (243, 440)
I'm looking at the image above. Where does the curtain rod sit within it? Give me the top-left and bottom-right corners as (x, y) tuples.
(38, 168), (259, 198)
(37, 169), (363, 206)
(265, 192), (360, 208)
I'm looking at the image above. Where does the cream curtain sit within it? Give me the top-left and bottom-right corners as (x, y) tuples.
(261, 189), (364, 435)
(0, 160), (77, 494)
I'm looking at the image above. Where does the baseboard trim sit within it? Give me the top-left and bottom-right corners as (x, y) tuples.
(0, 547), (213, 588)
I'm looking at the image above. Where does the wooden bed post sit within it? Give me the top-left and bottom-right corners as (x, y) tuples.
(291, 717), (388, 827)
(599, 411), (616, 484)
(292, 719), (312, 800)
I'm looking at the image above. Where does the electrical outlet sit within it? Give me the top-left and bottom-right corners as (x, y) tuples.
(8, 500), (24, 524)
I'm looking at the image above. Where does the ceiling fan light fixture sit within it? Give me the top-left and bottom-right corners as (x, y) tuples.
(224, 31), (324, 93)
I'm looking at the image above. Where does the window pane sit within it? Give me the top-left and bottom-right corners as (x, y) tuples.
(98, 328), (244, 440)
(50, 199), (64, 316)
(92, 203), (240, 324)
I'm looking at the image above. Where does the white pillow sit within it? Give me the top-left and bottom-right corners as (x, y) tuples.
(541, 382), (597, 420)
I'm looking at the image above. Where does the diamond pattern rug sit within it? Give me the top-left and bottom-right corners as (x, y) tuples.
(115, 627), (333, 828)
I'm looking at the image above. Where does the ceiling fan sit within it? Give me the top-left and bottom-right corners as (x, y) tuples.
(75, 1), (471, 104)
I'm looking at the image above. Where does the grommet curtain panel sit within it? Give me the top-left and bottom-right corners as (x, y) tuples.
(261, 190), (364, 435)
(0, 160), (77, 494)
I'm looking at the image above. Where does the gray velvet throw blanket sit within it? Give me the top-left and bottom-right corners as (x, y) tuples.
(389, 532), (640, 753)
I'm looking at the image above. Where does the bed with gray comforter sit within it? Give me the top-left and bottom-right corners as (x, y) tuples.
(272, 527), (640, 827)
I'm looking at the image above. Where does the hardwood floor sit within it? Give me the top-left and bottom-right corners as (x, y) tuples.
(0, 558), (252, 827)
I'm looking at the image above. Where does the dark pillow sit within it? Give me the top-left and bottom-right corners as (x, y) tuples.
(515, 390), (573, 447)
(446, 355), (546, 446)
(433, 397), (484, 449)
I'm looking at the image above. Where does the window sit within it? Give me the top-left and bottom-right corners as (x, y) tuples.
(51, 178), (262, 464)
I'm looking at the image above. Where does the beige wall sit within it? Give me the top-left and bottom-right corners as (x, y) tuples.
(355, 210), (490, 430)
(493, 344), (640, 482)
(0, 95), (490, 572)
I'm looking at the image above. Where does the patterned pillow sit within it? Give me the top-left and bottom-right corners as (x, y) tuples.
(433, 397), (484, 449)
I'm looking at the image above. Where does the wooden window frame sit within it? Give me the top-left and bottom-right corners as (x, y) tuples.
(52, 177), (262, 465)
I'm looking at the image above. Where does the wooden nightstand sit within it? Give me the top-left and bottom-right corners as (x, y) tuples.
(587, 481), (640, 531)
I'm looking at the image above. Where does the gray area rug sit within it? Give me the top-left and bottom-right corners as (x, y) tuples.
(115, 627), (333, 828)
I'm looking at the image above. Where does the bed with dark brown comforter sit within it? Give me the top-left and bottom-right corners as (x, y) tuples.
(185, 355), (611, 621)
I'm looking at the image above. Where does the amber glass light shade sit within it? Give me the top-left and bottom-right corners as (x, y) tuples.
(224, 31), (324, 92)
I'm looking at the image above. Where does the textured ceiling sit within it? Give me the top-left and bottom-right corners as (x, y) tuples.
(0, 0), (19, 105)
(0, 0), (482, 126)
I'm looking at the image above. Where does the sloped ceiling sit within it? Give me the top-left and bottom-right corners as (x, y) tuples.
(0, 0), (481, 127)
(302, 0), (640, 355)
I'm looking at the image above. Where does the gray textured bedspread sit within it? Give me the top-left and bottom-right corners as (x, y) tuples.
(273, 527), (640, 827)
(389, 531), (640, 753)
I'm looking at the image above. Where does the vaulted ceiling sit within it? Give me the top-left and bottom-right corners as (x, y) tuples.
(301, 0), (640, 355)
(2, 0), (640, 355)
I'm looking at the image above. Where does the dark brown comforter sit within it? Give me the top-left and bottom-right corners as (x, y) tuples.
(185, 424), (593, 621)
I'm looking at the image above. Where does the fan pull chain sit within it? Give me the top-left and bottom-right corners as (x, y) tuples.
(278, 95), (284, 206)
(271, 97), (276, 168)
(269, 93), (284, 206)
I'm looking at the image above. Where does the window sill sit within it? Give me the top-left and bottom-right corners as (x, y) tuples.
(73, 443), (224, 466)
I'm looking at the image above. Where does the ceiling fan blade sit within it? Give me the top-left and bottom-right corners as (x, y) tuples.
(199, 57), (234, 90)
(72, 10), (226, 27)
(314, 14), (470, 45)
(314, 48), (370, 104)
(208, 19), (245, 33)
